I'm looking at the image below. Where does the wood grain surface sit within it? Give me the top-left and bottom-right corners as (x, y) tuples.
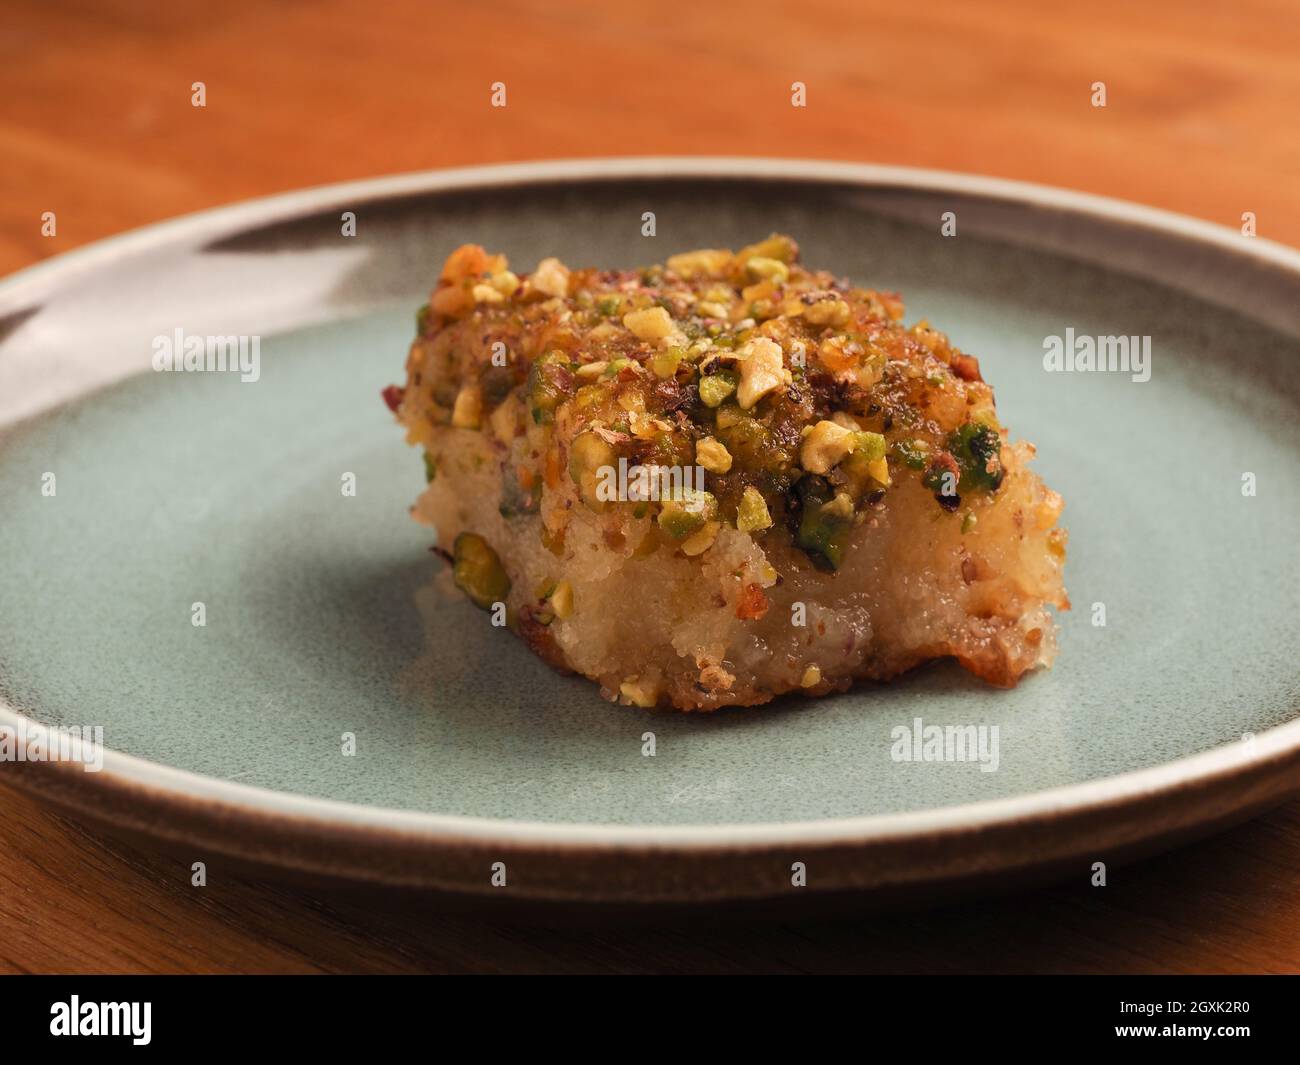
(2, 0), (1298, 974)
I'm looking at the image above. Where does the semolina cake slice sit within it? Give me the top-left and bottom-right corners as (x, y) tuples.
(384, 235), (1068, 711)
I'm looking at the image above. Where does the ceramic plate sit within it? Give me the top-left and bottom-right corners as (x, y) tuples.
(2, 159), (1299, 905)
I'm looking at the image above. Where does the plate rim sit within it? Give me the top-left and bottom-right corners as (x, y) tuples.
(3, 155), (1299, 865)
(4, 703), (1298, 849)
(3, 155), (1299, 309)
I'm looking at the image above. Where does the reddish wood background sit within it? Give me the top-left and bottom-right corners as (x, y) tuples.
(1, 0), (1298, 973)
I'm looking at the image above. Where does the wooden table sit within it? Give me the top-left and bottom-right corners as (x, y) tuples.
(2, 0), (1297, 974)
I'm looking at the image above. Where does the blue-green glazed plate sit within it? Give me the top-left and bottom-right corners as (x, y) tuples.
(2, 159), (1298, 905)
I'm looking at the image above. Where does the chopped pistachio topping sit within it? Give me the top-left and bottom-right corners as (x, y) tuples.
(471, 283), (505, 306)
(949, 422), (1005, 492)
(568, 430), (616, 511)
(491, 269), (520, 296)
(853, 431), (887, 462)
(452, 533), (511, 610)
(406, 234), (1011, 576)
(736, 336), (790, 410)
(892, 438), (931, 470)
(666, 248), (732, 278)
(803, 298), (851, 327)
(698, 369), (739, 408)
(736, 234), (796, 264)
(736, 486), (773, 533)
(745, 256), (790, 284)
(695, 436), (733, 474)
(795, 476), (853, 571)
(532, 257), (570, 298)
(680, 520), (721, 556)
(651, 347), (683, 379)
(657, 488), (718, 539)
(623, 306), (675, 341)
(800, 420), (856, 474)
